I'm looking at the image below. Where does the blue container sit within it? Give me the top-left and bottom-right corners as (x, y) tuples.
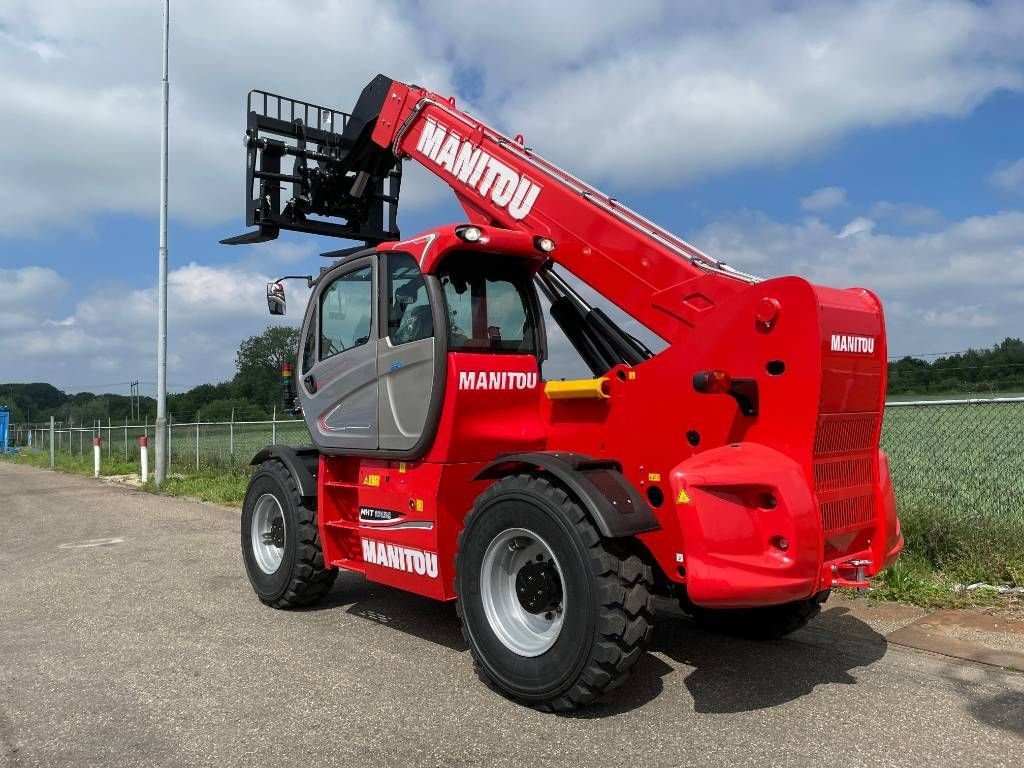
(0, 406), (9, 454)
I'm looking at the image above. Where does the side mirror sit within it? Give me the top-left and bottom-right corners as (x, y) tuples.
(267, 282), (286, 316)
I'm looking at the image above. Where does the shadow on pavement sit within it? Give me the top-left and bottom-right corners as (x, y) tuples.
(653, 606), (889, 714)
(966, 689), (1024, 738)
(308, 573), (470, 652)
(304, 577), (890, 716)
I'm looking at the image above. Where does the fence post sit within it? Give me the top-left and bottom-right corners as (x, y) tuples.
(49, 417), (54, 469)
(124, 417), (129, 461)
(168, 416), (172, 467)
(229, 408), (235, 461)
(107, 417), (112, 459)
(196, 420), (200, 471)
(272, 405), (277, 444)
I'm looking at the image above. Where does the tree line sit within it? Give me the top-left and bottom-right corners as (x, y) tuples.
(2, 326), (299, 425)
(4, 332), (1023, 424)
(887, 337), (1024, 395)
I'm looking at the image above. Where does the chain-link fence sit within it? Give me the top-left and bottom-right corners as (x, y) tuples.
(6, 399), (1024, 521)
(4, 416), (311, 473)
(881, 397), (1024, 522)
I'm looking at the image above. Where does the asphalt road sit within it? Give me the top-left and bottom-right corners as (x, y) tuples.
(1, 462), (1022, 768)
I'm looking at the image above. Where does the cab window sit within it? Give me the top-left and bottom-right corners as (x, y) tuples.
(319, 265), (373, 360)
(301, 306), (317, 373)
(437, 254), (536, 354)
(387, 253), (433, 345)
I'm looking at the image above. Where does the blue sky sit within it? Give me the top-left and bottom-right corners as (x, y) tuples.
(2, 0), (1023, 394)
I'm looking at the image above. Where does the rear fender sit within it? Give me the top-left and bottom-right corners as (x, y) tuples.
(475, 451), (660, 538)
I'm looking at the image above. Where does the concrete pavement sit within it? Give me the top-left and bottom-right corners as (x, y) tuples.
(1, 461), (1022, 767)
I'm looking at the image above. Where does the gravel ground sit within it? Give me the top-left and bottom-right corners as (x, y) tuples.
(2, 461), (1022, 768)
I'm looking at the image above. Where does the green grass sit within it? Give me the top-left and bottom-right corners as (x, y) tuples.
(881, 402), (1024, 597)
(143, 473), (250, 506)
(2, 448), (251, 508)
(3, 448), (140, 477)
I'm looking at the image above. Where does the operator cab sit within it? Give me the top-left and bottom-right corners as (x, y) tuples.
(290, 245), (543, 458)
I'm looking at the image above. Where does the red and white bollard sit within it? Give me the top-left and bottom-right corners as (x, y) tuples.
(139, 436), (149, 483)
(93, 437), (102, 478)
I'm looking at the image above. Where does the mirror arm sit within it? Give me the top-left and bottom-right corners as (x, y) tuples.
(273, 274), (315, 288)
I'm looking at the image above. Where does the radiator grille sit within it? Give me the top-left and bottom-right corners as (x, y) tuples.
(813, 457), (874, 493)
(820, 494), (876, 533)
(813, 413), (880, 537)
(813, 413), (877, 455)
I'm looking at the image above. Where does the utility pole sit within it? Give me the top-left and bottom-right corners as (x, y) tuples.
(129, 380), (140, 421)
(155, 0), (170, 486)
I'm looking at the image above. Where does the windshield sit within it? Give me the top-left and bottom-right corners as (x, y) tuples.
(437, 254), (536, 355)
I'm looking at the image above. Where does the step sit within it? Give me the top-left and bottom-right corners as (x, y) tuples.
(331, 557), (365, 573)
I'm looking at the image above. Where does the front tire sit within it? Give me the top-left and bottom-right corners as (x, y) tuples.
(456, 474), (654, 711)
(241, 459), (337, 608)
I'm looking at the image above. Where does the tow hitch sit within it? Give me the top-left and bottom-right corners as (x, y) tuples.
(832, 559), (872, 592)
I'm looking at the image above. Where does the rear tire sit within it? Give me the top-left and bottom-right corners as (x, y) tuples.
(687, 590), (830, 640)
(241, 459), (337, 608)
(456, 474), (654, 711)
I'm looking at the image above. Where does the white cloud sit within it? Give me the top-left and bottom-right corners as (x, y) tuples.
(801, 186), (847, 211)
(0, 0), (456, 237)
(0, 260), (303, 391)
(921, 305), (997, 329)
(836, 216), (875, 238)
(691, 208), (1024, 355)
(870, 201), (945, 229)
(989, 158), (1024, 192)
(466, 0), (1024, 188)
(1, 1), (1022, 235)
(1, 267), (69, 335)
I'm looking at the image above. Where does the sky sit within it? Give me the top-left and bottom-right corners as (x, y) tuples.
(1, 0), (1023, 395)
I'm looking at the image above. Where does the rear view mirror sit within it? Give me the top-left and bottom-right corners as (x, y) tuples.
(267, 282), (286, 316)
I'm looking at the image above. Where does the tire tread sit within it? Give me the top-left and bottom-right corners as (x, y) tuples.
(249, 459), (336, 609)
(456, 473), (655, 711)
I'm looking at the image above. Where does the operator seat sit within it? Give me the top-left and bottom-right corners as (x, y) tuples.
(391, 281), (432, 344)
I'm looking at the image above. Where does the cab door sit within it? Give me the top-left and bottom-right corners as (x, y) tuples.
(298, 257), (379, 452)
(376, 252), (437, 451)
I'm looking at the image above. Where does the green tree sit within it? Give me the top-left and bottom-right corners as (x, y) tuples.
(231, 325), (301, 411)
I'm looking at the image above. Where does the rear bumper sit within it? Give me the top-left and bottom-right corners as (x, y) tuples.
(670, 443), (902, 608)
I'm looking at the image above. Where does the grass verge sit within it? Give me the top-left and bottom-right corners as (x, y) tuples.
(1, 449), (250, 507)
(142, 473), (249, 506)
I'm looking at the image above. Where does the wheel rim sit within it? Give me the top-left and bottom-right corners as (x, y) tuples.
(479, 527), (565, 657)
(251, 493), (286, 574)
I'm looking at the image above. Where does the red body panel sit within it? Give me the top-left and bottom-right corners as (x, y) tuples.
(313, 79), (902, 607)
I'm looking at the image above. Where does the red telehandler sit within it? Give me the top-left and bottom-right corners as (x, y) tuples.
(222, 74), (903, 710)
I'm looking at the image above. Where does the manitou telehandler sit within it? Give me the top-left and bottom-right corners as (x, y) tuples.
(223, 75), (903, 710)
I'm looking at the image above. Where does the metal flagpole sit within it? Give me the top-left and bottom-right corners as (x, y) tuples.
(155, 0), (170, 486)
